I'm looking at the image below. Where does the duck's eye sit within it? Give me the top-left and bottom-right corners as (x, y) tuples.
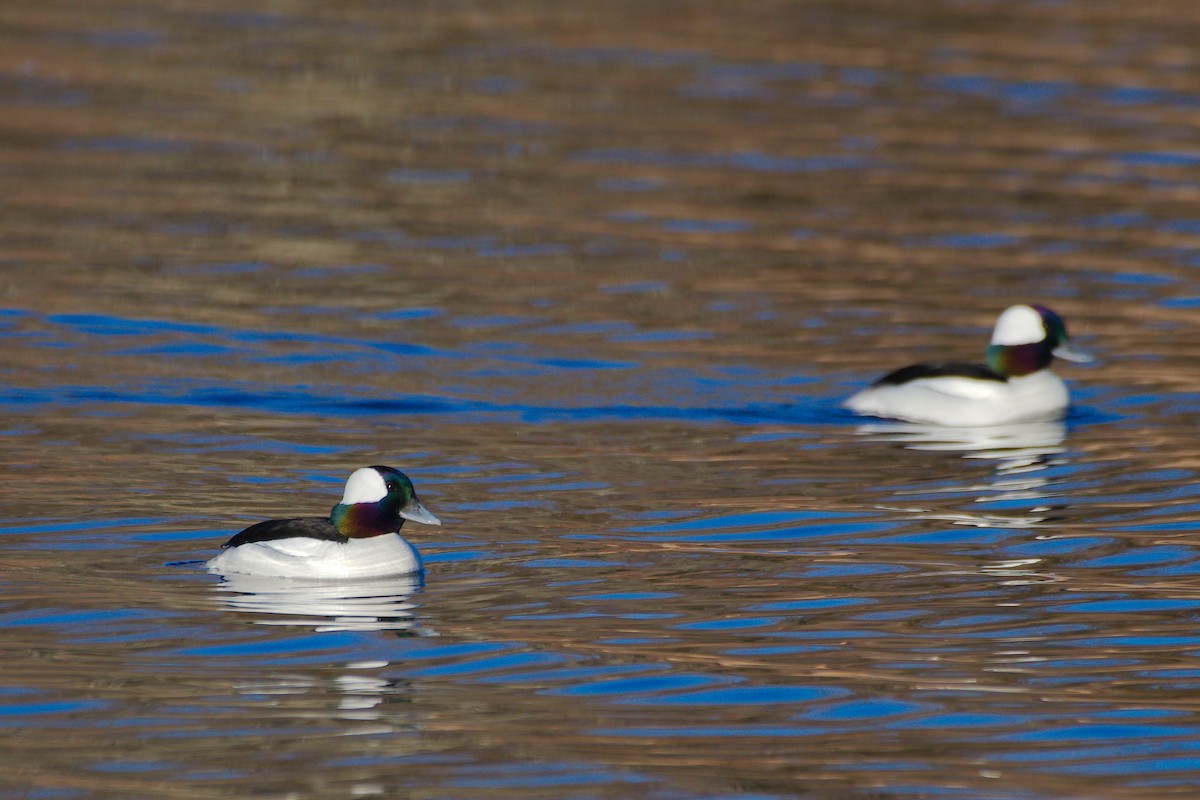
(385, 481), (398, 492)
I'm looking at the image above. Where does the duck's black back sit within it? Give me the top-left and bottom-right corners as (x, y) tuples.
(874, 362), (1005, 386)
(221, 517), (348, 548)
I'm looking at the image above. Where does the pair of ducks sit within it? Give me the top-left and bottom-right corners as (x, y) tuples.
(210, 304), (1090, 580)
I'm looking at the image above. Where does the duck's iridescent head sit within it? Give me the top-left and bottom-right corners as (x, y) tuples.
(331, 466), (441, 538)
(986, 304), (1092, 377)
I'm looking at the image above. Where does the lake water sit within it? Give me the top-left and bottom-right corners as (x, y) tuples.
(3, 2), (1200, 798)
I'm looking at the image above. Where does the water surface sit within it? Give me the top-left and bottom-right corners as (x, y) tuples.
(3, 1), (1200, 798)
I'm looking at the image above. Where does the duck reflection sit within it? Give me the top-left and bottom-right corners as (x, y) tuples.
(854, 419), (1067, 475)
(212, 576), (428, 736)
(855, 419), (1070, 529)
(231, 658), (417, 739)
(213, 571), (426, 633)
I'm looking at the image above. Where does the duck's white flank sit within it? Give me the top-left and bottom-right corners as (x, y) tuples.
(207, 534), (422, 579)
(845, 370), (1068, 427)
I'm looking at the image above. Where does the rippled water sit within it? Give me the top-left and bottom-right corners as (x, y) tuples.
(4, 2), (1200, 798)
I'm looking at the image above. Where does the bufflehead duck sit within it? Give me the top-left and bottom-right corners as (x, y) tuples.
(207, 466), (441, 579)
(844, 304), (1091, 426)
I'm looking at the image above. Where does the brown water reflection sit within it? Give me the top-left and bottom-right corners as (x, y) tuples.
(4, 1), (1200, 798)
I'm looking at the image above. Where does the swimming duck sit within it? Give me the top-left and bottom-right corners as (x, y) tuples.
(844, 304), (1091, 426)
(207, 466), (441, 579)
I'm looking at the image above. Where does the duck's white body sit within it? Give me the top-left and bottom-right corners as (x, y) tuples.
(207, 533), (423, 580)
(845, 369), (1069, 427)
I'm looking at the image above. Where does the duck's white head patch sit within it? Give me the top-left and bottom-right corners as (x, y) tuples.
(990, 305), (1045, 346)
(340, 467), (388, 504)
